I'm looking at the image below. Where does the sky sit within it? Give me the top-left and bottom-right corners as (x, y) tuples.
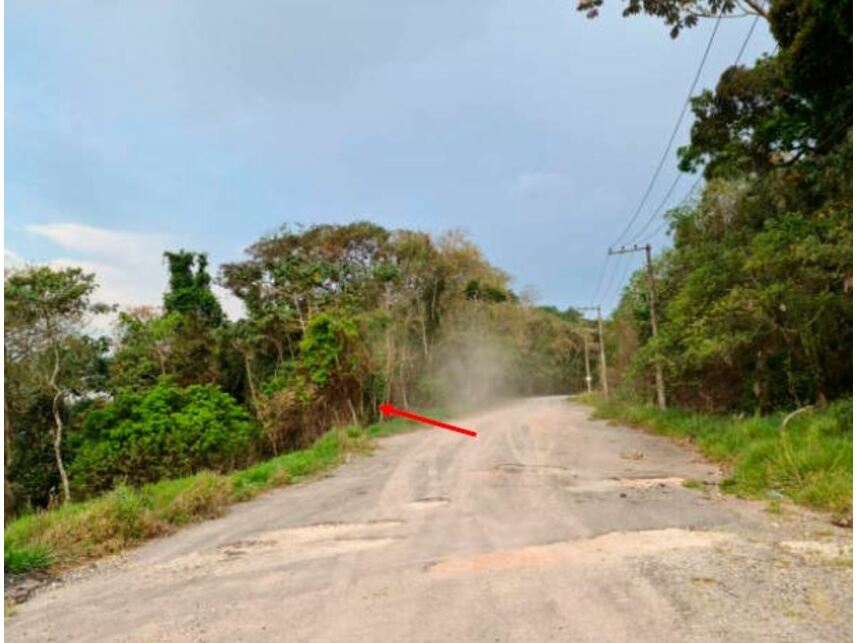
(5, 0), (774, 319)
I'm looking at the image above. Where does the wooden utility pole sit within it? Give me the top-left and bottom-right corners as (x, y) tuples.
(578, 305), (609, 397)
(582, 329), (592, 393)
(608, 244), (666, 409)
(596, 307), (609, 397)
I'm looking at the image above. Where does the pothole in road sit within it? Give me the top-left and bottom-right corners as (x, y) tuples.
(409, 496), (451, 508)
(425, 528), (735, 575)
(154, 520), (407, 577)
(561, 476), (688, 494)
(616, 476), (686, 489)
(493, 463), (570, 475)
(475, 466), (690, 493)
(779, 540), (853, 560)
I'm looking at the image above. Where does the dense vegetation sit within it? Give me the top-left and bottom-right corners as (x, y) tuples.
(589, 0), (852, 413)
(4, 226), (586, 518)
(68, 380), (258, 497)
(5, 416), (417, 574)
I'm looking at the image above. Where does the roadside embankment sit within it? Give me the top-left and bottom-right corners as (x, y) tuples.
(5, 411), (433, 580)
(578, 395), (852, 522)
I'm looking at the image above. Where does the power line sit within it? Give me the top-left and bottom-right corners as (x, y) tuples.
(602, 252), (636, 308)
(609, 10), (724, 248)
(591, 10), (754, 313)
(627, 172), (684, 243)
(624, 15), (759, 247)
(734, 15), (760, 66)
(596, 251), (623, 306)
(638, 174), (705, 243)
(598, 177), (704, 312)
(614, 252), (637, 300)
(589, 254), (610, 305)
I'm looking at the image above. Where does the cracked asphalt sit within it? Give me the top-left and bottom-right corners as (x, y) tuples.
(6, 397), (852, 642)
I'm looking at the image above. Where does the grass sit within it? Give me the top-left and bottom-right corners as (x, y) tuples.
(580, 396), (852, 519)
(4, 411), (436, 576)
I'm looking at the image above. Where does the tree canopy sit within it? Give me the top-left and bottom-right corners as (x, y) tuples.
(4, 226), (592, 514)
(598, 0), (851, 412)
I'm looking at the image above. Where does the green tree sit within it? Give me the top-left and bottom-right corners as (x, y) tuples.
(109, 306), (181, 392)
(587, 0), (851, 412)
(161, 250), (225, 386)
(5, 267), (109, 502)
(163, 251), (224, 325)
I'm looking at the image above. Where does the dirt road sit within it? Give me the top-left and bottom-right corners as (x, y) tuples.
(7, 398), (852, 642)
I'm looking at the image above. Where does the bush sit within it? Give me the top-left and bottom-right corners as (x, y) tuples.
(69, 379), (258, 496)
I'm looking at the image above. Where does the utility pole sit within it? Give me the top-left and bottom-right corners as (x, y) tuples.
(582, 329), (592, 393)
(607, 243), (666, 409)
(577, 305), (609, 397)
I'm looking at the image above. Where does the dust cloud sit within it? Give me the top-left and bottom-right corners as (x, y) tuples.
(426, 329), (519, 410)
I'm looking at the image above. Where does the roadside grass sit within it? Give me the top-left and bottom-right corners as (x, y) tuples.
(581, 396), (852, 519)
(4, 411), (436, 576)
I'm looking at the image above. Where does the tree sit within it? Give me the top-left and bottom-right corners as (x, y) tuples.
(109, 306), (181, 392)
(583, 0), (851, 411)
(5, 267), (109, 502)
(163, 251), (224, 325)
(577, 0), (769, 38)
(161, 250), (225, 386)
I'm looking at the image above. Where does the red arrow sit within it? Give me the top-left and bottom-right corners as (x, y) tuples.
(378, 403), (477, 438)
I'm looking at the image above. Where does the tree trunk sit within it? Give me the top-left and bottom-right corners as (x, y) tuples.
(155, 345), (168, 375)
(51, 391), (71, 503)
(5, 399), (14, 518)
(243, 351), (258, 408)
(400, 377), (409, 409)
(419, 309), (429, 359)
(292, 295), (306, 332)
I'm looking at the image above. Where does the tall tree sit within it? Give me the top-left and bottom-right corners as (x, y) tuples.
(5, 267), (109, 502)
(162, 250), (225, 386)
(163, 251), (224, 326)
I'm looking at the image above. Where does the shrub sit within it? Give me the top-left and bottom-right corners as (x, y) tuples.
(69, 379), (258, 496)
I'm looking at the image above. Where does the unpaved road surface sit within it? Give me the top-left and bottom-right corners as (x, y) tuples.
(7, 398), (852, 642)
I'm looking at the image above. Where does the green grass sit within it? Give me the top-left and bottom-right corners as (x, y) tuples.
(365, 406), (451, 438)
(4, 544), (51, 575)
(582, 396), (852, 518)
(5, 413), (429, 576)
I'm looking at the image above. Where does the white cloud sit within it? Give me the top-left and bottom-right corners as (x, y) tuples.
(5, 249), (25, 268)
(24, 223), (244, 320)
(27, 223), (168, 309)
(27, 223), (168, 266)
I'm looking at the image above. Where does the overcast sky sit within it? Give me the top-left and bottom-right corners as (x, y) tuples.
(6, 1), (773, 318)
